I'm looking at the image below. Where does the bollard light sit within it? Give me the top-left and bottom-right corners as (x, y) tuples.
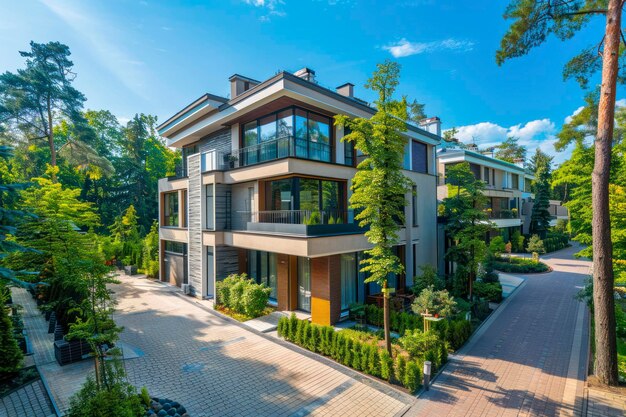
(423, 360), (432, 391)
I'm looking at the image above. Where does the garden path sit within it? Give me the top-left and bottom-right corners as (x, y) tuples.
(406, 243), (624, 417)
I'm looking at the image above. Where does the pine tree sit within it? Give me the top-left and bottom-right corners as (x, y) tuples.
(530, 149), (553, 239)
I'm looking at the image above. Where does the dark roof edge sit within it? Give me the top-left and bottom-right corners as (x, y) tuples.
(439, 149), (527, 172)
(157, 93), (228, 131)
(228, 73), (262, 84)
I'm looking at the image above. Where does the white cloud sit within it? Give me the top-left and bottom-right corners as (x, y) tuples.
(564, 106), (584, 124)
(242, 0), (285, 20)
(383, 38), (474, 58)
(39, 0), (150, 100)
(616, 98), (626, 107)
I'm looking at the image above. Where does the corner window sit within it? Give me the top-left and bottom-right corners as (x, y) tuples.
(343, 127), (354, 166)
(412, 185), (418, 227)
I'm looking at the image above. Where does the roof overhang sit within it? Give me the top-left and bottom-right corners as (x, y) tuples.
(157, 93), (228, 138)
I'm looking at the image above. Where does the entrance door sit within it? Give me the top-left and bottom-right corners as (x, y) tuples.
(297, 257), (311, 311)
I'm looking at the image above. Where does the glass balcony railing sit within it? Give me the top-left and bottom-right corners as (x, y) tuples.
(227, 135), (331, 168)
(234, 209), (364, 236)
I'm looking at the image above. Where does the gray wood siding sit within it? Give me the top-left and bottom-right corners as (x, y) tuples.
(199, 128), (232, 154)
(215, 184), (232, 230)
(187, 154), (204, 296)
(216, 246), (239, 281)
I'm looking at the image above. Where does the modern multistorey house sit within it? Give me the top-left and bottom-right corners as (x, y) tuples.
(156, 68), (441, 325)
(436, 148), (535, 235)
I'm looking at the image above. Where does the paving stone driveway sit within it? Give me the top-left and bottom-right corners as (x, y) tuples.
(113, 278), (413, 417)
(406, 244), (599, 417)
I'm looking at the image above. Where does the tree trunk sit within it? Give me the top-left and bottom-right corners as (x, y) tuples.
(592, 0), (620, 386)
(46, 95), (57, 181)
(383, 280), (392, 355)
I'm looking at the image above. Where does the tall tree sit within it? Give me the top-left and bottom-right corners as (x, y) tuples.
(336, 61), (413, 354)
(406, 99), (427, 124)
(0, 41), (86, 178)
(497, 0), (624, 386)
(495, 136), (526, 163)
(529, 149), (553, 238)
(441, 162), (491, 300)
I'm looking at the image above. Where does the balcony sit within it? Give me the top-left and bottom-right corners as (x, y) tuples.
(235, 209), (365, 236)
(228, 135), (331, 168)
(486, 209), (519, 219)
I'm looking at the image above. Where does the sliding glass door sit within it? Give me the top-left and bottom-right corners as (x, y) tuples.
(297, 257), (311, 311)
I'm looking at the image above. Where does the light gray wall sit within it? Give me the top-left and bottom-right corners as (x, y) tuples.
(187, 154), (206, 296)
(216, 246), (239, 280)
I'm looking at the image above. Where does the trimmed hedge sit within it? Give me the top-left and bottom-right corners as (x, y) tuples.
(543, 233), (569, 253)
(473, 282), (503, 303)
(360, 304), (421, 336)
(277, 314), (425, 392)
(489, 257), (549, 273)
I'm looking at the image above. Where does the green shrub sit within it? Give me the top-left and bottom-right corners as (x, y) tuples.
(140, 386), (151, 408)
(368, 347), (381, 377)
(0, 300), (23, 374)
(473, 282), (503, 303)
(511, 230), (525, 253)
(351, 340), (362, 370)
(527, 234), (546, 254)
(301, 321), (310, 348)
(343, 339), (353, 367)
(295, 319), (305, 346)
(489, 236), (506, 257)
(308, 325), (320, 352)
(277, 316), (288, 338)
(488, 256), (549, 273)
(380, 350), (393, 381)
(288, 313), (298, 341)
(412, 264), (445, 295)
(404, 360), (422, 392)
(399, 330), (441, 360)
(446, 320), (472, 350)
(394, 355), (407, 384)
(242, 283), (271, 317)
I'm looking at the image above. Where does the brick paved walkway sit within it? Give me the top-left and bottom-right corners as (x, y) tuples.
(406, 244), (597, 417)
(0, 379), (56, 417)
(113, 276), (414, 417)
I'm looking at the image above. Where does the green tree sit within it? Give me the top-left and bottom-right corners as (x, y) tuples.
(530, 148), (553, 238)
(0, 41), (86, 177)
(335, 61), (413, 354)
(406, 99), (426, 124)
(497, 0), (624, 386)
(411, 286), (457, 319)
(495, 136), (526, 163)
(442, 162), (492, 299)
(0, 294), (23, 375)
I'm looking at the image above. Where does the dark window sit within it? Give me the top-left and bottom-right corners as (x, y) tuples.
(469, 163), (481, 180)
(163, 192), (179, 227)
(412, 185), (418, 227)
(205, 185), (214, 230)
(483, 167), (490, 184)
(511, 174), (519, 189)
(343, 127), (354, 166)
(248, 250), (277, 301)
(411, 141), (428, 174)
(165, 240), (186, 254)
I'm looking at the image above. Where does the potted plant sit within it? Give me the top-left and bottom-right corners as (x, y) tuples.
(122, 256), (137, 276)
(227, 154), (238, 168)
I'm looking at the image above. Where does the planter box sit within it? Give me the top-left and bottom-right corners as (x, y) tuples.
(124, 265), (138, 276)
(54, 339), (93, 366)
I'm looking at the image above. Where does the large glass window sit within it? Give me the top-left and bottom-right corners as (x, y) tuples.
(165, 240), (186, 254)
(163, 192), (179, 227)
(299, 178), (320, 212)
(248, 250), (277, 301)
(241, 107), (331, 164)
(411, 140), (428, 174)
(341, 253), (358, 310)
(511, 173), (519, 189)
(266, 179), (293, 210)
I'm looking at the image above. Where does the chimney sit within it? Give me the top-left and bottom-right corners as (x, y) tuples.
(336, 83), (354, 98)
(513, 157), (525, 167)
(418, 116), (442, 136)
(293, 67), (316, 83)
(229, 74), (259, 98)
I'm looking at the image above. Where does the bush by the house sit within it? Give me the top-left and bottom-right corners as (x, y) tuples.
(489, 257), (549, 273)
(473, 281), (503, 303)
(0, 295), (23, 376)
(277, 314), (425, 392)
(489, 236), (506, 257)
(543, 232), (569, 253)
(359, 304), (421, 336)
(216, 273), (271, 318)
(439, 319), (473, 351)
(412, 264), (445, 295)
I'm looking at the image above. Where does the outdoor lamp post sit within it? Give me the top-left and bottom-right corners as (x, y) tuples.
(423, 360), (432, 391)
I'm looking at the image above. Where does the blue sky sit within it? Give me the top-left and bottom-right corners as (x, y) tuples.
(1, 0), (621, 164)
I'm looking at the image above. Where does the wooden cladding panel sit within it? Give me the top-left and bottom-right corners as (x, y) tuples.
(311, 255), (341, 325)
(277, 253), (290, 310)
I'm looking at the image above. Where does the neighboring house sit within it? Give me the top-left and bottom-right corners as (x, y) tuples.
(521, 198), (570, 234)
(156, 68), (441, 325)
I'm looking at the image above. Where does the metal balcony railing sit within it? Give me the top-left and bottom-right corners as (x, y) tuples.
(227, 135), (331, 168)
(238, 209), (353, 226)
(486, 209), (520, 219)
